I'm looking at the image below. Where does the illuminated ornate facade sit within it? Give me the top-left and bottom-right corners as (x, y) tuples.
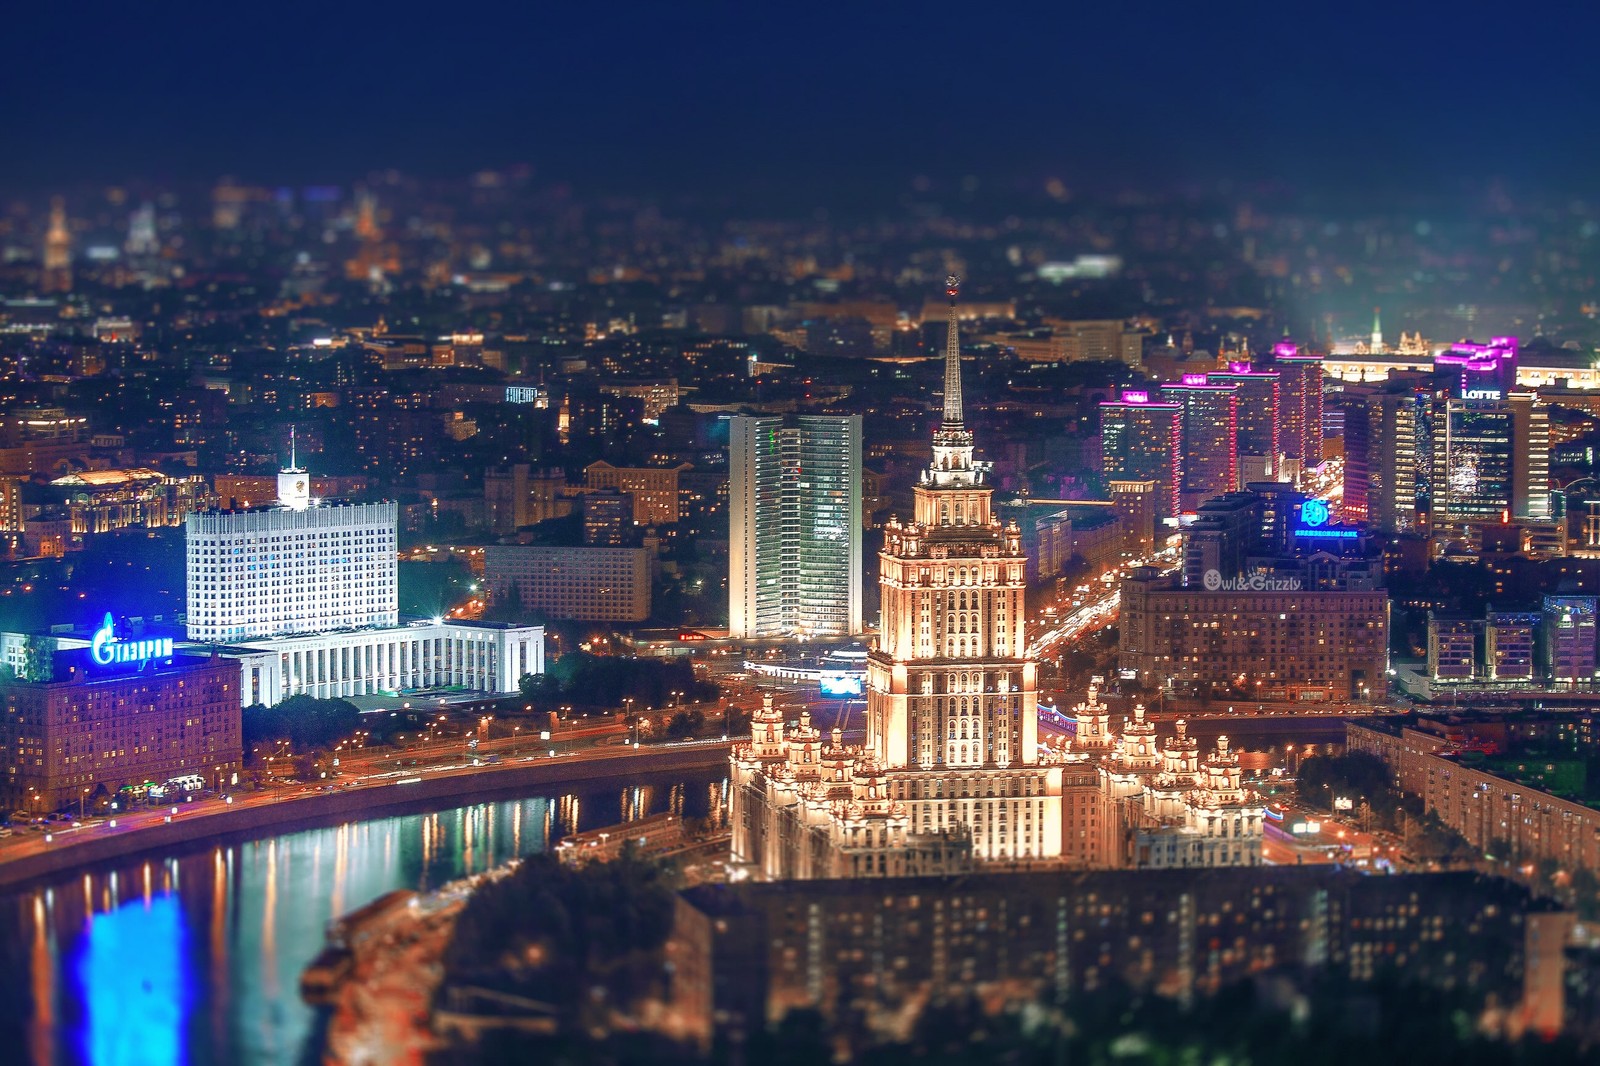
(1055, 682), (1265, 868)
(730, 282), (1264, 881)
(731, 279), (1070, 877)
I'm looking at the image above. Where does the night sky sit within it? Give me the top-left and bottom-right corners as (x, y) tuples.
(6, 0), (1599, 202)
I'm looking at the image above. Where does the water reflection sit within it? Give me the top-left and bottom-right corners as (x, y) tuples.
(6, 772), (726, 1066)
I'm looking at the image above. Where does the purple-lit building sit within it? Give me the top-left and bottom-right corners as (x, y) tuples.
(1207, 363), (1280, 482)
(1100, 390), (1183, 519)
(1161, 378), (1239, 509)
(1270, 343), (1325, 471)
(1436, 337), (1518, 398)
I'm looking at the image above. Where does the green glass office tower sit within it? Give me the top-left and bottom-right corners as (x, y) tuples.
(729, 414), (862, 638)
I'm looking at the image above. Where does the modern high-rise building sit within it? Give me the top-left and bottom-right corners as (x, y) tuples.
(1180, 492), (1263, 588)
(728, 413), (862, 639)
(1342, 385), (1429, 533)
(1207, 364), (1280, 482)
(1161, 378), (1240, 507)
(1436, 337), (1519, 397)
(1431, 396), (1514, 526)
(1270, 343), (1325, 472)
(1099, 391), (1183, 519)
(1508, 392), (1552, 521)
(1109, 479), (1158, 560)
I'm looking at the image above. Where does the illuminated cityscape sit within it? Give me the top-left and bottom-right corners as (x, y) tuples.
(6, 4), (1600, 1063)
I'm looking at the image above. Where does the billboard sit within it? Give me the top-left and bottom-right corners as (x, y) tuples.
(819, 671), (864, 698)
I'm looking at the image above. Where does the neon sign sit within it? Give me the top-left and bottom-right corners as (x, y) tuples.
(1301, 499), (1330, 527)
(90, 614), (173, 668)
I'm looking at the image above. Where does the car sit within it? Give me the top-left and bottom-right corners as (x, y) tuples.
(0, 828), (13, 838)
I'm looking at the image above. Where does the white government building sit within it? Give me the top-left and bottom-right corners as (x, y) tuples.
(184, 461), (542, 707)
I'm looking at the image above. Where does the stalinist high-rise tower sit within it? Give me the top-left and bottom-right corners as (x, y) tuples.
(731, 279), (1070, 878)
(867, 275), (1037, 777)
(42, 196), (72, 293)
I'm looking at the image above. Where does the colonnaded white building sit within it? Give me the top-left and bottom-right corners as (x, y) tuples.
(183, 457), (543, 708)
(222, 619), (544, 707)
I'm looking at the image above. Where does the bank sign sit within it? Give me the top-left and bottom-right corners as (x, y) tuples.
(90, 613), (173, 668)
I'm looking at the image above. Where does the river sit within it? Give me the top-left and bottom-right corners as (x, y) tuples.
(0, 771), (730, 1066)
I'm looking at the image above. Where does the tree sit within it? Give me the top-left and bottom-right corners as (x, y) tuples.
(1296, 752), (1394, 813)
(515, 651), (716, 712)
(243, 694), (362, 752)
(666, 710), (705, 740)
(1406, 810), (1476, 867)
(20, 635), (55, 683)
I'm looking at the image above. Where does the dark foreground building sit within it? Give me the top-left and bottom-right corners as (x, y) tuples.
(669, 867), (1569, 1053)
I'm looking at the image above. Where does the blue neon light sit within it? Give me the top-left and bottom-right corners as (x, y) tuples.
(1301, 499), (1330, 527)
(90, 613), (173, 668)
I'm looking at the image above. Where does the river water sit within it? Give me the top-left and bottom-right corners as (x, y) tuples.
(0, 771), (729, 1066)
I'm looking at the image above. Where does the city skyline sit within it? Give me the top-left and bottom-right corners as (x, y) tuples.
(9, 24), (1600, 1051)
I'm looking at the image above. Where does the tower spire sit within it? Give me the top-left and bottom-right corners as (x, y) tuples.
(1371, 306), (1383, 350)
(942, 274), (964, 427)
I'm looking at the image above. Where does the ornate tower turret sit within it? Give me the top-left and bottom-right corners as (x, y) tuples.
(1073, 681), (1114, 751)
(750, 692), (786, 761)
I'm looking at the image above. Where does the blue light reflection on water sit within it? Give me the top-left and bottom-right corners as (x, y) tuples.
(75, 894), (187, 1066)
(8, 773), (727, 1066)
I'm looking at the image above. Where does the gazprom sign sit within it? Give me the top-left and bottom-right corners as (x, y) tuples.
(90, 613), (173, 668)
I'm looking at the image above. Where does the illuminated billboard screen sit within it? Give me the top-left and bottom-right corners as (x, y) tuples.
(819, 671), (864, 697)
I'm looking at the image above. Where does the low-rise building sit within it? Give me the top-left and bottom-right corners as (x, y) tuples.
(1118, 566), (1389, 701)
(0, 635), (241, 813)
(484, 544), (651, 622)
(50, 468), (209, 534)
(583, 461), (689, 526)
(1349, 719), (1600, 878)
(218, 619), (544, 707)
